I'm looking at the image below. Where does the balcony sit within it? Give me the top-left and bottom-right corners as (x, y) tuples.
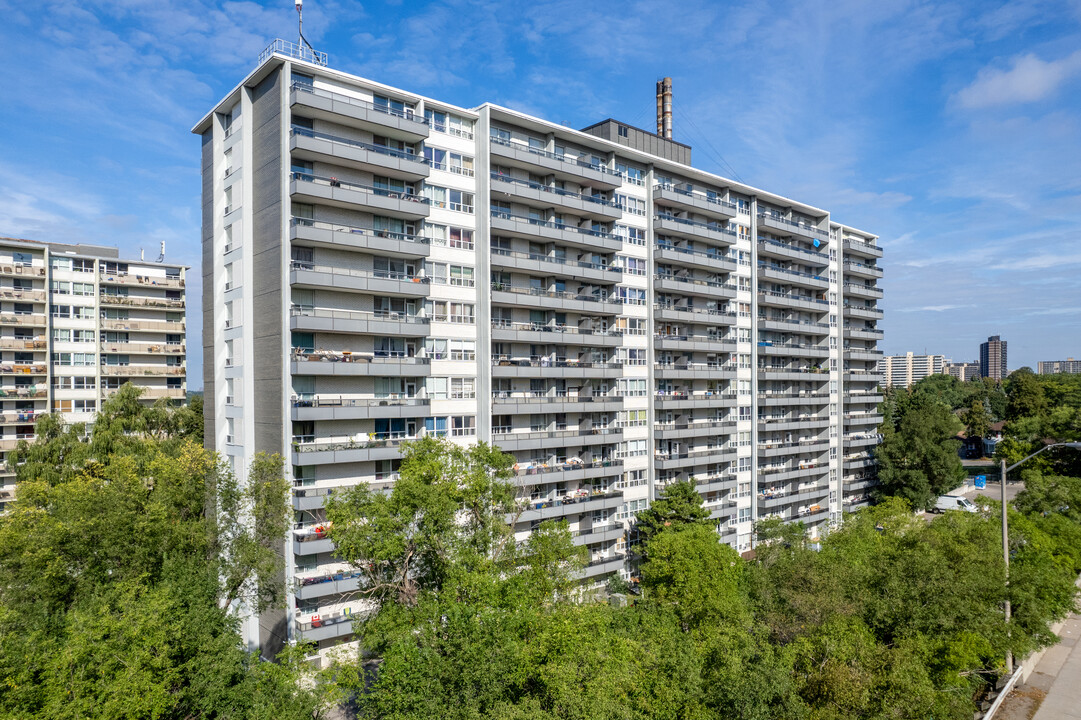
(655, 418), (737, 440)
(492, 357), (623, 379)
(0, 264), (45, 277)
(757, 262), (830, 291)
(843, 304), (883, 320)
(292, 433), (413, 465)
(0, 288), (45, 302)
(99, 318), (184, 333)
(290, 173), (431, 220)
(489, 136), (620, 189)
(757, 367), (830, 382)
(0, 434), (35, 451)
(291, 350), (432, 378)
(490, 283), (624, 316)
(654, 334), (737, 355)
(490, 320), (626, 347)
(0, 313), (46, 327)
(654, 360), (737, 380)
(844, 433), (881, 448)
(0, 386), (46, 399)
(100, 342), (185, 355)
(290, 127), (430, 182)
(842, 237), (883, 259)
(0, 363), (47, 375)
(289, 306), (430, 336)
(0, 411), (40, 425)
(101, 386), (185, 401)
(514, 458), (624, 485)
(98, 272), (184, 289)
(757, 290), (829, 313)
(292, 395), (431, 421)
(652, 184), (738, 221)
(289, 81), (429, 142)
(758, 391), (830, 407)
(490, 210), (622, 252)
(653, 273), (737, 299)
(98, 294), (185, 309)
(758, 484), (830, 511)
(0, 337), (46, 351)
(490, 247), (623, 284)
(757, 212), (829, 244)
(515, 489), (624, 524)
(492, 426), (624, 453)
(654, 391), (737, 410)
(845, 370), (882, 384)
(290, 262), (432, 298)
(654, 446), (739, 470)
(844, 412), (882, 426)
(844, 348), (884, 362)
(758, 317), (831, 336)
(842, 260), (883, 279)
(654, 241), (737, 273)
(492, 391), (624, 415)
(100, 365), (185, 377)
(654, 306), (737, 327)
(653, 214), (736, 245)
(843, 283), (883, 300)
(757, 238), (830, 267)
(757, 439), (831, 458)
(757, 415), (831, 432)
(757, 463), (829, 483)
(490, 172), (623, 221)
(843, 325), (883, 341)
(844, 391), (883, 404)
(290, 217), (432, 258)
(757, 340), (830, 359)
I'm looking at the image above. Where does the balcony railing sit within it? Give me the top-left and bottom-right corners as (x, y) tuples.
(757, 212), (829, 240)
(757, 262), (828, 283)
(292, 395), (429, 408)
(290, 217), (432, 247)
(490, 210), (621, 242)
(290, 127), (428, 167)
(653, 183), (739, 213)
(0, 338), (46, 350)
(490, 283), (617, 306)
(98, 272), (184, 289)
(757, 237), (829, 264)
(0, 364), (47, 374)
(290, 81), (426, 124)
(491, 319), (624, 337)
(654, 213), (735, 237)
(289, 306), (430, 325)
(291, 172), (430, 206)
(291, 261), (430, 286)
(292, 348), (431, 365)
(489, 135), (614, 176)
(654, 273), (737, 292)
(491, 247), (622, 274)
(98, 294), (184, 309)
(490, 172), (621, 209)
(259, 38), (328, 66)
(100, 365), (185, 377)
(758, 290), (829, 306)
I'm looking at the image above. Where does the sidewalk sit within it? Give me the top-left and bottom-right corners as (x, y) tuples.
(995, 609), (1081, 719)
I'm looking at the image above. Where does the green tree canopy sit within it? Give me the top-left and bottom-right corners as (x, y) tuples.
(633, 478), (712, 545)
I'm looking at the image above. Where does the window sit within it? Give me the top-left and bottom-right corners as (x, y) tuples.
(449, 227), (473, 249)
(72, 283), (94, 296)
(451, 415), (476, 436)
(620, 469), (646, 488)
(449, 339), (475, 360)
(52, 400), (72, 413)
(449, 377), (475, 399)
(618, 378), (646, 396)
(738, 508), (752, 523)
(616, 498), (648, 520)
(373, 94), (415, 119)
(74, 400), (95, 413)
(12, 252), (32, 266)
(73, 307), (93, 319)
(618, 125), (628, 138)
(50, 305), (71, 319)
(52, 329), (70, 343)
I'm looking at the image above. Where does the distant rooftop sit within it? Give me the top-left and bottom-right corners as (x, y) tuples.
(0, 236), (188, 268)
(581, 118), (691, 165)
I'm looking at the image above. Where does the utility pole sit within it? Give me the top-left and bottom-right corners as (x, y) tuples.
(1001, 456), (1011, 674)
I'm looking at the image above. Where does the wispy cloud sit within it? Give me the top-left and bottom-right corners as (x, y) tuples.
(953, 49), (1081, 109)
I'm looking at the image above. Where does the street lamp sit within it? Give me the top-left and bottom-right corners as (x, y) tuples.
(999, 441), (1081, 674)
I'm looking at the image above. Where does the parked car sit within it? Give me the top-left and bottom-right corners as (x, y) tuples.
(933, 495), (978, 513)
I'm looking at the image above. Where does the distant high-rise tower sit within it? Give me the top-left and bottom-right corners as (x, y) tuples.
(979, 336), (1007, 380)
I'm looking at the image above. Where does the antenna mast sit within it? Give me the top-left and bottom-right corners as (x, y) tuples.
(295, 0), (317, 57)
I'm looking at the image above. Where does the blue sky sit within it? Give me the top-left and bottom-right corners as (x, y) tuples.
(1, 0), (1080, 388)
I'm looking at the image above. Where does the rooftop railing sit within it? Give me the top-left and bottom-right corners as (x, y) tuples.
(260, 38), (327, 67)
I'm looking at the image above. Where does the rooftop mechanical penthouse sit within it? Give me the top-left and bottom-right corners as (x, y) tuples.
(194, 39), (884, 658)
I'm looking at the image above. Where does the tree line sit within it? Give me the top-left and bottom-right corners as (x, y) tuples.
(1, 380), (1079, 718)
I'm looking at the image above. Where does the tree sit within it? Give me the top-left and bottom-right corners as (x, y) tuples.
(1006, 369), (1049, 421)
(874, 393), (966, 509)
(633, 479), (712, 544)
(0, 399), (330, 719)
(962, 399), (992, 441)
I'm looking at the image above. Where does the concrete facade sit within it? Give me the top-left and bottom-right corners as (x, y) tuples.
(878, 352), (946, 388)
(0, 236), (187, 511)
(981, 335), (1008, 380)
(194, 42), (884, 657)
(1038, 358), (1081, 375)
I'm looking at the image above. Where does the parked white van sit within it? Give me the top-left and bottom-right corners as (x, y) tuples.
(933, 495), (978, 513)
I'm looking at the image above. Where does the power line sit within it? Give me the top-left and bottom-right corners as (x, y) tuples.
(674, 106), (744, 184)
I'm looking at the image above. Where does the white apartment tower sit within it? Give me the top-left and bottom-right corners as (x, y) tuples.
(195, 42), (884, 655)
(878, 352), (947, 388)
(0, 237), (187, 510)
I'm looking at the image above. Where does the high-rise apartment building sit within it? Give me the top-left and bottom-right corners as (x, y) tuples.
(195, 41), (884, 656)
(877, 352), (946, 388)
(0, 237), (187, 510)
(946, 361), (981, 383)
(980, 335), (1007, 380)
(1038, 358), (1081, 374)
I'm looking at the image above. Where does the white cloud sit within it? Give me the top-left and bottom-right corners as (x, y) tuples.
(895, 304), (976, 313)
(954, 50), (1081, 109)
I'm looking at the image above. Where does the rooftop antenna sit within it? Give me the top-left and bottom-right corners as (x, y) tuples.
(296, 0), (317, 58)
(156, 241), (165, 263)
(140, 248), (145, 262)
